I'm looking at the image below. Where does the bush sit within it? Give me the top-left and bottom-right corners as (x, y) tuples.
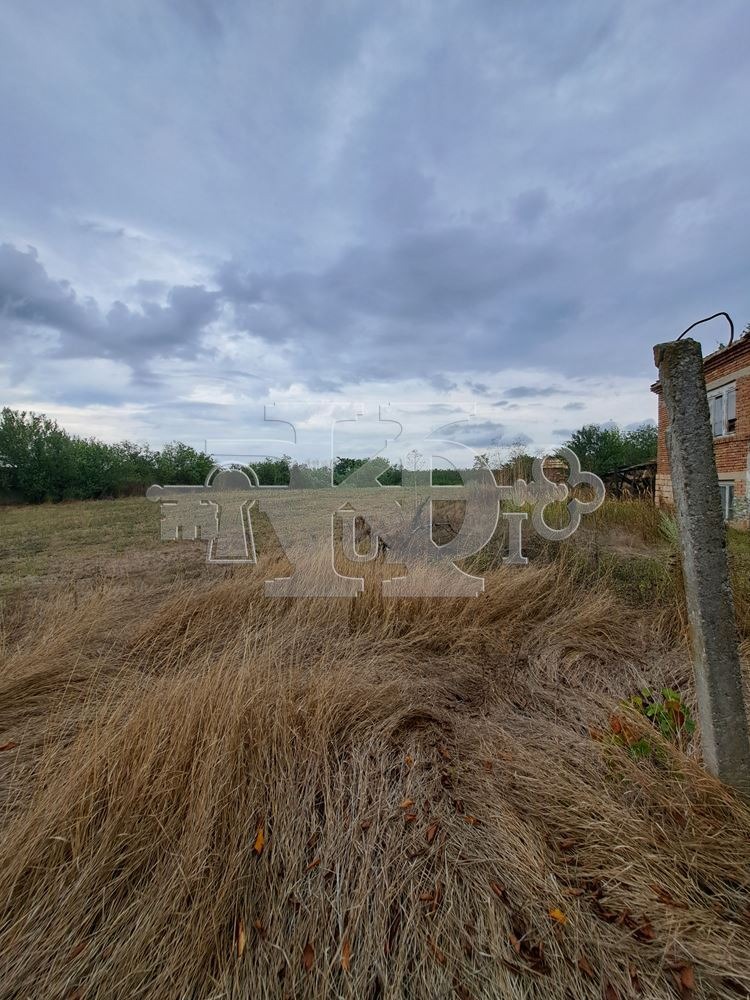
(0, 408), (213, 503)
(563, 422), (657, 475)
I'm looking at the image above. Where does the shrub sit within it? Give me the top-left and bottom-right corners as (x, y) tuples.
(0, 408), (213, 503)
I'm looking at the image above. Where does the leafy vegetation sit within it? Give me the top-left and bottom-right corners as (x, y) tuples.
(606, 688), (696, 762)
(0, 409), (492, 503)
(0, 408), (213, 503)
(563, 422), (657, 475)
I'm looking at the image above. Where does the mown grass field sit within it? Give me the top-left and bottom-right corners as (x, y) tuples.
(0, 498), (159, 596)
(0, 496), (749, 999)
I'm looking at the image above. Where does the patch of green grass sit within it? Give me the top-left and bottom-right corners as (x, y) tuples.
(0, 497), (158, 595)
(603, 552), (678, 607)
(590, 498), (665, 546)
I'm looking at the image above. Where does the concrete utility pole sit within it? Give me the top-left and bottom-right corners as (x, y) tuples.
(654, 338), (750, 795)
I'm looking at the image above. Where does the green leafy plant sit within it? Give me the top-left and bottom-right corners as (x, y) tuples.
(602, 687), (695, 763)
(626, 687), (695, 752)
(637, 687), (695, 742)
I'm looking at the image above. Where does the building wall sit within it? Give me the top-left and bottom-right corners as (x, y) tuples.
(654, 340), (750, 522)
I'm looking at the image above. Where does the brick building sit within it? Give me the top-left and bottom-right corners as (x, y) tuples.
(651, 334), (750, 522)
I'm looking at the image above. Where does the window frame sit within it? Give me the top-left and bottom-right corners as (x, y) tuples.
(718, 481), (735, 521)
(708, 382), (737, 437)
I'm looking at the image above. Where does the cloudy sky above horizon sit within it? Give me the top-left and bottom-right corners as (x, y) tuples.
(1, 0), (748, 464)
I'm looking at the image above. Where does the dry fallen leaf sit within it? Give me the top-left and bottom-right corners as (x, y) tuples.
(650, 883), (688, 908)
(628, 963), (639, 987)
(548, 908), (567, 925)
(635, 920), (655, 941)
(404, 812), (417, 823)
(508, 932), (522, 955)
(400, 798), (415, 809)
(253, 825), (265, 855)
(676, 964), (695, 996)
(578, 954), (595, 978)
(432, 881), (443, 912)
(302, 942), (315, 971)
(404, 755), (414, 767)
(463, 814), (480, 826)
(680, 965), (695, 989)
(605, 985), (620, 1000)
(419, 891), (435, 902)
(426, 823), (439, 844)
(236, 918), (246, 958)
(489, 881), (507, 902)
(67, 941), (87, 960)
(427, 937), (446, 965)
(360, 819), (372, 831)
(305, 858), (321, 871)
(0, 741), (18, 752)
(341, 936), (351, 973)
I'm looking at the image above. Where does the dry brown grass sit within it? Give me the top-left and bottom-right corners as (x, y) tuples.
(0, 502), (749, 999)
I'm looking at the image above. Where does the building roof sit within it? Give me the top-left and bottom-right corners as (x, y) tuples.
(605, 459), (657, 474)
(650, 333), (750, 393)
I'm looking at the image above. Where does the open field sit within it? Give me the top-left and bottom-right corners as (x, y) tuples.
(1, 497), (750, 999)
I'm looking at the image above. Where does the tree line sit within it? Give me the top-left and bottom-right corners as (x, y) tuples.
(0, 408), (215, 503)
(561, 423), (657, 476)
(0, 407), (657, 503)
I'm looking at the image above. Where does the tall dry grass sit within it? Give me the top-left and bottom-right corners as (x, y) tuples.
(0, 542), (748, 999)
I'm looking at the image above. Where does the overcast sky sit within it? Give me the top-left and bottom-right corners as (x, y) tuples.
(1, 0), (748, 463)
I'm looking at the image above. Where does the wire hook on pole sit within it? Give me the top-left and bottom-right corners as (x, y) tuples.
(678, 312), (734, 347)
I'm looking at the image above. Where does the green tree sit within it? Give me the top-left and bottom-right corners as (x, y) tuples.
(0, 408), (74, 502)
(155, 442), (214, 485)
(562, 422), (656, 475)
(622, 423), (658, 466)
(0, 407), (214, 502)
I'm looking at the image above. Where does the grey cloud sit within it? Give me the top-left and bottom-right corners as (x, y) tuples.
(428, 374), (459, 392)
(128, 278), (169, 300)
(512, 189), (550, 227)
(464, 380), (491, 395)
(1, 0), (749, 441)
(625, 418), (656, 431)
(216, 226), (576, 386)
(0, 244), (219, 369)
(436, 420), (532, 449)
(563, 401), (585, 411)
(0, 244), (99, 337)
(503, 386), (556, 399)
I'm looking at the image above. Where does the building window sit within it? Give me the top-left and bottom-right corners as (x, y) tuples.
(719, 482), (734, 521)
(708, 384), (736, 437)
